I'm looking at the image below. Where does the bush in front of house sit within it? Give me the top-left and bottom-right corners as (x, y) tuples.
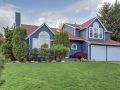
(75, 52), (87, 60)
(0, 54), (5, 86)
(12, 27), (28, 62)
(50, 44), (69, 61)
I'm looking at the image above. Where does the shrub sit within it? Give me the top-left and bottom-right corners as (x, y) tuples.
(30, 48), (39, 61)
(74, 52), (87, 59)
(12, 27), (28, 62)
(50, 45), (69, 61)
(0, 54), (5, 86)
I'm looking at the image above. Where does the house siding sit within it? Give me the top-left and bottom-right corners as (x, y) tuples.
(63, 24), (75, 35)
(69, 41), (83, 55)
(88, 19), (106, 40)
(79, 29), (88, 39)
(29, 24), (54, 50)
(105, 33), (110, 40)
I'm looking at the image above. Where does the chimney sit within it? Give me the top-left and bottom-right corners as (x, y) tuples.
(15, 12), (21, 27)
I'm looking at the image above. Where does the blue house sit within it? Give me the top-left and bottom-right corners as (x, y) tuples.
(15, 12), (120, 61)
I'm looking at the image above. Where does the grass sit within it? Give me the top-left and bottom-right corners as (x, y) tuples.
(1, 62), (120, 90)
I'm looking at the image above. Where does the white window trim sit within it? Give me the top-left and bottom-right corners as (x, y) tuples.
(71, 43), (77, 50)
(39, 31), (50, 48)
(89, 27), (103, 39)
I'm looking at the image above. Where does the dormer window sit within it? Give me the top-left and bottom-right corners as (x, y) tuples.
(89, 22), (103, 39)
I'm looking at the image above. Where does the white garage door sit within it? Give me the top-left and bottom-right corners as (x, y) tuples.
(91, 45), (106, 61)
(107, 46), (120, 61)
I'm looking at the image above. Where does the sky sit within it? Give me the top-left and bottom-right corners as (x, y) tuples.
(0, 0), (119, 33)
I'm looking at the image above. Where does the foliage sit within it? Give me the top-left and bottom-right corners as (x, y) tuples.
(54, 30), (70, 47)
(0, 54), (5, 86)
(39, 44), (50, 61)
(12, 27), (28, 62)
(30, 48), (39, 61)
(1, 27), (15, 60)
(98, 1), (120, 41)
(50, 44), (69, 61)
(74, 52), (87, 60)
(1, 62), (120, 89)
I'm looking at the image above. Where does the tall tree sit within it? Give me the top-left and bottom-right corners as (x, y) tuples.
(97, 1), (120, 41)
(12, 27), (28, 62)
(54, 30), (70, 47)
(1, 27), (15, 60)
(97, 2), (112, 31)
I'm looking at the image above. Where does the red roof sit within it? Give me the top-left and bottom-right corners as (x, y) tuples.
(80, 17), (95, 29)
(21, 24), (60, 36)
(66, 17), (95, 30)
(87, 40), (120, 46)
(21, 24), (39, 36)
(68, 32), (84, 41)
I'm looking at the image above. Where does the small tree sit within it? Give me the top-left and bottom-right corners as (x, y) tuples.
(50, 44), (69, 61)
(12, 27), (28, 62)
(54, 30), (70, 47)
(1, 27), (15, 60)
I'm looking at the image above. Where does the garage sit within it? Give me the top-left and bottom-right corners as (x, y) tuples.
(91, 45), (106, 61)
(91, 45), (120, 61)
(107, 46), (120, 61)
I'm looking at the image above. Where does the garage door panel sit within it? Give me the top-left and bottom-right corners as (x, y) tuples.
(107, 46), (120, 61)
(91, 45), (106, 61)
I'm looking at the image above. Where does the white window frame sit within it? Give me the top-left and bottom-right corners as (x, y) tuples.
(39, 31), (50, 48)
(89, 22), (103, 39)
(32, 38), (38, 49)
(71, 43), (77, 50)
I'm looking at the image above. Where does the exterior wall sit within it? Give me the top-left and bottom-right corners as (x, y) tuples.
(75, 29), (80, 36)
(63, 24), (75, 35)
(29, 24), (54, 50)
(79, 29), (88, 39)
(69, 41), (83, 55)
(88, 19), (107, 41)
(105, 33), (110, 40)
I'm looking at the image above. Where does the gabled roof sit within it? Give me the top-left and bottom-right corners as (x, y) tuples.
(80, 17), (95, 29)
(21, 24), (84, 41)
(87, 40), (120, 46)
(65, 17), (96, 30)
(21, 24), (60, 39)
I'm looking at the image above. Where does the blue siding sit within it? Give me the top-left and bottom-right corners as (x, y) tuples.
(88, 19), (106, 40)
(105, 32), (110, 40)
(69, 41), (82, 55)
(79, 29), (88, 39)
(29, 24), (54, 50)
(63, 24), (75, 35)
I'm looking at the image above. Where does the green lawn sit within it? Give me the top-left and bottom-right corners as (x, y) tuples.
(1, 62), (120, 90)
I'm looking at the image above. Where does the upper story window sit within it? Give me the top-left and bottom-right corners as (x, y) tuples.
(71, 43), (77, 50)
(89, 22), (103, 39)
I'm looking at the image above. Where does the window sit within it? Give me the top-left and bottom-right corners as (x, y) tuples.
(39, 31), (50, 48)
(71, 43), (77, 50)
(89, 22), (103, 39)
(89, 27), (93, 38)
(32, 38), (38, 49)
(94, 28), (99, 38)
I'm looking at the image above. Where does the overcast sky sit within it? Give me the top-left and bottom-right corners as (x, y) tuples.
(0, 0), (119, 34)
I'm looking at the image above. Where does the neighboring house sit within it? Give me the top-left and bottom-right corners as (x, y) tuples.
(15, 12), (120, 61)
